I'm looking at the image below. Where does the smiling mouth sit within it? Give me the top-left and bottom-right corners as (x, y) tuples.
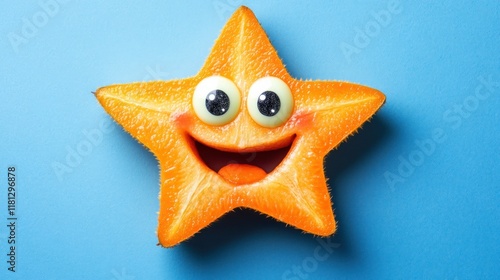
(190, 135), (296, 185)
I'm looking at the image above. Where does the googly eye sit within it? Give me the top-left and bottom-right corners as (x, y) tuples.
(247, 77), (294, 128)
(193, 76), (241, 125)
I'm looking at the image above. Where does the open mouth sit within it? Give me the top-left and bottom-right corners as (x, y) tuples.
(191, 135), (296, 185)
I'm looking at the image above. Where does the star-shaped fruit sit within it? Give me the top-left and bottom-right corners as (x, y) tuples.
(95, 6), (385, 247)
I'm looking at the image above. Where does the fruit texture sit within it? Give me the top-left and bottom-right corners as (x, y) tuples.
(95, 6), (385, 247)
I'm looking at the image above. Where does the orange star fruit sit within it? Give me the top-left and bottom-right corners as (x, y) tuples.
(95, 6), (385, 247)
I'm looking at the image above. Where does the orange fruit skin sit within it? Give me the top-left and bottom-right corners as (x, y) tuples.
(95, 6), (385, 247)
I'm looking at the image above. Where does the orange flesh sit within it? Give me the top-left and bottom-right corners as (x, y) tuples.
(95, 6), (386, 247)
(218, 164), (267, 185)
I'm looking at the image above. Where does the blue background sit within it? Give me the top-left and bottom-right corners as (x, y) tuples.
(1, 0), (499, 279)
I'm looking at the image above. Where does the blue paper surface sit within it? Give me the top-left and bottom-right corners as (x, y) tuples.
(1, 1), (499, 279)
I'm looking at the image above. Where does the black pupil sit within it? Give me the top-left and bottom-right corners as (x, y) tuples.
(257, 91), (280, 116)
(205, 90), (230, 116)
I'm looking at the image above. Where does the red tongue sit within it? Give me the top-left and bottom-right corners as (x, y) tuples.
(218, 164), (267, 185)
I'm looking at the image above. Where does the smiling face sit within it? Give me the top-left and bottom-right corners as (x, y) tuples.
(95, 7), (385, 247)
(184, 75), (298, 185)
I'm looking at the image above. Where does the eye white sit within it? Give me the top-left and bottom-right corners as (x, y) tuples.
(247, 77), (293, 128)
(192, 76), (241, 126)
